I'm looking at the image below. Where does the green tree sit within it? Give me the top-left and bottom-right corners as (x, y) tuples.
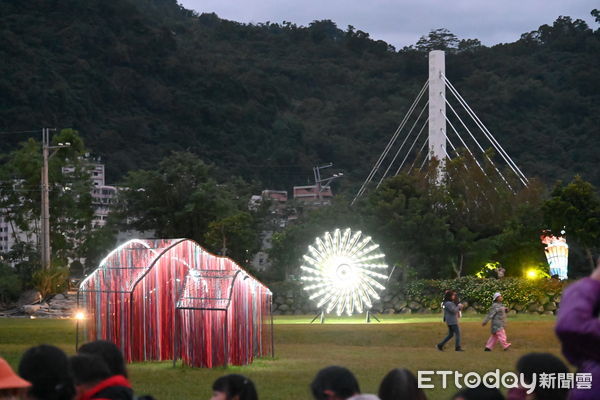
(360, 172), (442, 277)
(117, 152), (231, 238)
(0, 129), (96, 272)
(415, 28), (459, 52)
(204, 211), (260, 265)
(542, 176), (600, 271)
(494, 183), (548, 276)
(361, 153), (544, 278)
(116, 151), (259, 264)
(0, 262), (22, 303)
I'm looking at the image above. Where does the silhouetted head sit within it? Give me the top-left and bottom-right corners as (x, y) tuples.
(18, 345), (75, 400)
(378, 368), (427, 400)
(211, 374), (258, 400)
(69, 354), (111, 387)
(516, 353), (569, 400)
(311, 366), (360, 400)
(78, 340), (127, 377)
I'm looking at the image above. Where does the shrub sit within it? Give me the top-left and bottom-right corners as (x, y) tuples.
(0, 263), (22, 304)
(32, 266), (69, 300)
(404, 277), (565, 311)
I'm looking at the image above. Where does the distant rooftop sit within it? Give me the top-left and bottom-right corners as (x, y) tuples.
(293, 185), (333, 199)
(262, 190), (288, 202)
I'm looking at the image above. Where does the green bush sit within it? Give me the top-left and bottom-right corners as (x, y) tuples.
(0, 263), (22, 303)
(404, 277), (565, 311)
(32, 267), (69, 300)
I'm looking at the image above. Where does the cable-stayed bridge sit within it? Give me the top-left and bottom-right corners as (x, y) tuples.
(352, 50), (528, 205)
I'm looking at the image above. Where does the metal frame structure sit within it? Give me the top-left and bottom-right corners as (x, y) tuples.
(77, 238), (273, 368)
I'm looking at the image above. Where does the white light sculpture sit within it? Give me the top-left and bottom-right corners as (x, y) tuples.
(300, 228), (388, 316)
(541, 231), (569, 280)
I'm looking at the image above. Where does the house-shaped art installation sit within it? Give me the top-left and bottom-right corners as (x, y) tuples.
(77, 239), (273, 367)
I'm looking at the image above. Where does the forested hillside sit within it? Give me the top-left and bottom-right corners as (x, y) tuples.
(1, 0), (598, 191)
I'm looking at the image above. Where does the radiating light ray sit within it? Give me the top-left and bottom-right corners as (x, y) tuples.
(301, 229), (388, 316)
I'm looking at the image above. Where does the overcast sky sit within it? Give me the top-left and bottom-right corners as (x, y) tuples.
(179, 0), (597, 48)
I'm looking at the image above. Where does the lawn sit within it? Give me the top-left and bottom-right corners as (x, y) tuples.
(0, 314), (564, 400)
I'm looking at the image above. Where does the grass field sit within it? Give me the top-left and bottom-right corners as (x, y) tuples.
(0, 314), (564, 400)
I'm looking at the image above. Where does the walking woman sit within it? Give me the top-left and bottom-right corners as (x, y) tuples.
(482, 292), (511, 351)
(436, 290), (464, 351)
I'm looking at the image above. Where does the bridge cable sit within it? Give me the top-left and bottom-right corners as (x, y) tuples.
(443, 76), (529, 185)
(394, 116), (429, 176)
(352, 81), (428, 205)
(408, 135), (429, 174)
(376, 100), (428, 186)
(444, 98), (514, 191)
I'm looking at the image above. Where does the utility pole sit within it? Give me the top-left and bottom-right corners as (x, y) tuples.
(40, 128), (70, 270)
(313, 163), (343, 200)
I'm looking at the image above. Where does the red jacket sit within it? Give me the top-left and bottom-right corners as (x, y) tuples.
(81, 375), (133, 400)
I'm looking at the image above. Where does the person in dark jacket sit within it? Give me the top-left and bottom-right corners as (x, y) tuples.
(70, 354), (133, 400)
(436, 290), (464, 351)
(78, 340), (128, 378)
(554, 263), (600, 400)
(18, 345), (75, 400)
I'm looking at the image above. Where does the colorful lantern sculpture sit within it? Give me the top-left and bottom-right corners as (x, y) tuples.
(77, 239), (273, 368)
(541, 230), (569, 280)
(300, 228), (388, 316)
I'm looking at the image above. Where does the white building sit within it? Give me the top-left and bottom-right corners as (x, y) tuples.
(0, 214), (38, 254)
(0, 159), (118, 257)
(0, 181), (39, 256)
(249, 190), (289, 272)
(63, 160), (118, 227)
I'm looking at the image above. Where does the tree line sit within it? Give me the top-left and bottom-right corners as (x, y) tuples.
(1, 1), (599, 298)
(269, 157), (600, 281)
(1, 131), (599, 304)
(0, 1), (598, 191)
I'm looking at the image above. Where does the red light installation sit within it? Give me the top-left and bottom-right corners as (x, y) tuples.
(77, 239), (273, 368)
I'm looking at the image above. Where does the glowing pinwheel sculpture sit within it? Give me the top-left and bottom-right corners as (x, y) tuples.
(301, 228), (388, 316)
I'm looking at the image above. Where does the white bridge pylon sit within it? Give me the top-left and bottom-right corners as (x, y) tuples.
(352, 50), (529, 205)
(428, 50), (447, 169)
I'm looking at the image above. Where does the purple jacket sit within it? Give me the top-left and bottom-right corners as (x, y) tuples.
(555, 278), (600, 400)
